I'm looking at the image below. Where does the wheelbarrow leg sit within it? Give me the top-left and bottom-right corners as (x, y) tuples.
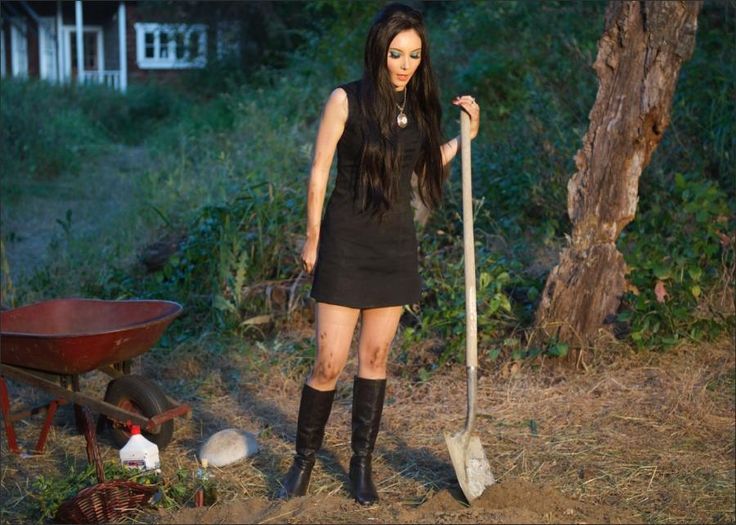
(0, 376), (20, 454)
(34, 399), (61, 454)
(71, 375), (86, 434)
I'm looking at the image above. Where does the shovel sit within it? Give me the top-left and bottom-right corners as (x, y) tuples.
(444, 109), (496, 504)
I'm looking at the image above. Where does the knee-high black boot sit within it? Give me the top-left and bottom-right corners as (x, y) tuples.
(278, 384), (335, 499)
(349, 376), (386, 505)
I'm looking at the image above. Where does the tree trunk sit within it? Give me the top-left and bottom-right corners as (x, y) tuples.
(535, 1), (701, 345)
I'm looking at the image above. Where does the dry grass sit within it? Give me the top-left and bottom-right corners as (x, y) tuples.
(1, 331), (733, 524)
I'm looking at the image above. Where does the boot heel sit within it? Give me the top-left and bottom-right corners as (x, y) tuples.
(350, 456), (378, 505)
(278, 456), (314, 498)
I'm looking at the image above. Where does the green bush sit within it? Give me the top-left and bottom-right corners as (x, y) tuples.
(0, 80), (104, 180)
(0, 79), (183, 183)
(618, 173), (734, 348)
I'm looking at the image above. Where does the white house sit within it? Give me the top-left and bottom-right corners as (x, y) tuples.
(1, 1), (241, 92)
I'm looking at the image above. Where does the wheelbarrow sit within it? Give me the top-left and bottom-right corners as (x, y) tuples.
(0, 298), (190, 454)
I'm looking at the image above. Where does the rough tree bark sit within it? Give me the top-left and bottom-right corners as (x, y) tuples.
(535, 1), (702, 345)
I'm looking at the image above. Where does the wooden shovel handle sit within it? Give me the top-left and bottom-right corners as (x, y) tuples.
(460, 110), (478, 370)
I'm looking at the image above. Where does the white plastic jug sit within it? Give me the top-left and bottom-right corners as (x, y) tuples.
(119, 425), (160, 471)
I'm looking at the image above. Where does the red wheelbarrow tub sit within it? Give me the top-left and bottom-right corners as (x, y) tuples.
(0, 299), (182, 375)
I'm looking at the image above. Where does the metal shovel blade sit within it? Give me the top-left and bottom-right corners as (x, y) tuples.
(445, 429), (495, 503)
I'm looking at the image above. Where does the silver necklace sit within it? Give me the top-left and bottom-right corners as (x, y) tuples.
(396, 89), (408, 128)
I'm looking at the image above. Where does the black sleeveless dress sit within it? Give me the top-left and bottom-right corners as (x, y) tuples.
(310, 80), (422, 308)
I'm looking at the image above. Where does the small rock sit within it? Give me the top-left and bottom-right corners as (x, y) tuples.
(199, 429), (259, 467)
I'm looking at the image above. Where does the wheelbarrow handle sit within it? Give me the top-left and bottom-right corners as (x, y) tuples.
(80, 405), (106, 483)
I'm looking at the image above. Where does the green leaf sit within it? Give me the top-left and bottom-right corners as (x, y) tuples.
(691, 285), (701, 298)
(479, 271), (491, 290)
(688, 267), (703, 281)
(489, 295), (501, 314)
(213, 294), (236, 312)
(547, 342), (568, 358)
(497, 293), (512, 312)
(661, 336), (679, 346)
(653, 265), (671, 280)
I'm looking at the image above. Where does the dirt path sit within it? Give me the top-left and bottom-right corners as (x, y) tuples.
(0, 144), (150, 285)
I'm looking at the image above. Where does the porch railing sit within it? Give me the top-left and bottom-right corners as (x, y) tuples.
(79, 70), (122, 91)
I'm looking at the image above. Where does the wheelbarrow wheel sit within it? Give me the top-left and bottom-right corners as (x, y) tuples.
(103, 375), (174, 449)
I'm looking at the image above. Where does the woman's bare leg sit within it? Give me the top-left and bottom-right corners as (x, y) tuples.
(279, 302), (357, 498)
(356, 306), (403, 379)
(307, 302), (360, 390)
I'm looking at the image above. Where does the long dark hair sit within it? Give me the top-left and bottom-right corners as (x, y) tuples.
(357, 3), (445, 216)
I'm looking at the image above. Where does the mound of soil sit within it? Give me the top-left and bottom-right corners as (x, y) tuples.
(162, 479), (626, 524)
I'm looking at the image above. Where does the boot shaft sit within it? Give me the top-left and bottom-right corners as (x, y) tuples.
(351, 377), (387, 458)
(296, 383), (336, 457)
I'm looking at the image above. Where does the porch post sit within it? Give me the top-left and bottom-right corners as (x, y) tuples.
(1, 28), (5, 79)
(118, 1), (127, 92)
(75, 0), (84, 83)
(56, 0), (63, 83)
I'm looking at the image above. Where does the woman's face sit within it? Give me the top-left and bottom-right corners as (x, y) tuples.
(386, 29), (422, 91)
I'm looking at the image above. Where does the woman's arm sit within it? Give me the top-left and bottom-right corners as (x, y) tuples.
(441, 95), (480, 166)
(441, 136), (460, 167)
(302, 88), (349, 273)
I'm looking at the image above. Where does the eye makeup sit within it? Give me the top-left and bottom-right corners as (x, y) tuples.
(388, 49), (422, 60)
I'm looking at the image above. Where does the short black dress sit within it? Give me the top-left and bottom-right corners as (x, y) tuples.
(310, 80), (422, 308)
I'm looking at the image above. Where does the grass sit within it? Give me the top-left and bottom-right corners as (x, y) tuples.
(1, 332), (732, 523)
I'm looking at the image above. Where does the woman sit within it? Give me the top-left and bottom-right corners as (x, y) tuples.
(279, 3), (480, 505)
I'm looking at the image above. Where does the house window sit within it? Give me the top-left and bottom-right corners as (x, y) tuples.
(144, 31), (155, 59)
(134, 23), (207, 69)
(216, 21), (241, 60)
(70, 32), (100, 70)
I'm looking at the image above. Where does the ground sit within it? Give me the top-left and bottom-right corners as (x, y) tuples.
(1, 331), (733, 523)
(0, 146), (734, 524)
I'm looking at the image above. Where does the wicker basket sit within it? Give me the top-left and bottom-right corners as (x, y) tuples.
(55, 480), (158, 524)
(54, 407), (159, 524)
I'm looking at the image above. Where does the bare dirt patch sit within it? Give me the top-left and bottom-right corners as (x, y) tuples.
(162, 479), (621, 524)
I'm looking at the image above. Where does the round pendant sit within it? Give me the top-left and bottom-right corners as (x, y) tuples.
(397, 112), (408, 128)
